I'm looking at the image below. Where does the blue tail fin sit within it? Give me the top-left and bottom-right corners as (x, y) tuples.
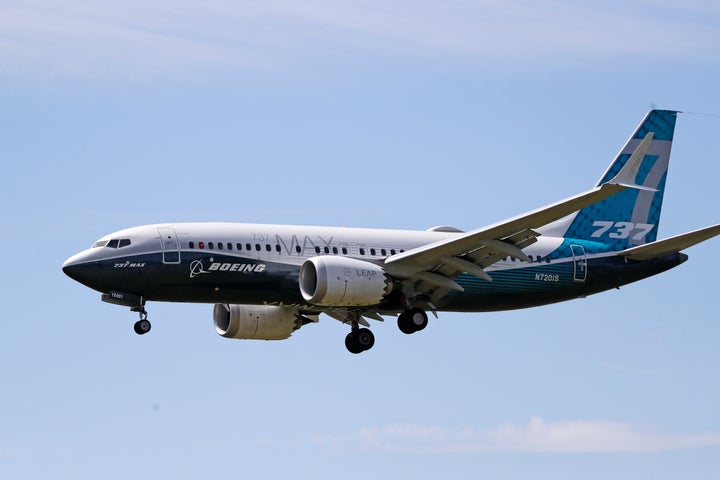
(548, 110), (679, 250)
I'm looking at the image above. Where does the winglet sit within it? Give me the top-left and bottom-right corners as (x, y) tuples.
(605, 132), (658, 192)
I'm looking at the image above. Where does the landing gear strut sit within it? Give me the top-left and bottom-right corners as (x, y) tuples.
(344, 314), (375, 354)
(397, 308), (428, 334)
(132, 305), (151, 335)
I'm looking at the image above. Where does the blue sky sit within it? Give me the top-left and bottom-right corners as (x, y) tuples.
(2, 1), (720, 478)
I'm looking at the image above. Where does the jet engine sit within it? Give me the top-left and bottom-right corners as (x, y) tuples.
(213, 304), (302, 340)
(299, 256), (392, 307)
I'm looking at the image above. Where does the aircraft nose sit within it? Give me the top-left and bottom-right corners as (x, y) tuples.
(62, 257), (81, 281)
(62, 250), (100, 286)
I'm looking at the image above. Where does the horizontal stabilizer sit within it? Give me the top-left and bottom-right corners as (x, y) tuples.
(618, 224), (720, 260)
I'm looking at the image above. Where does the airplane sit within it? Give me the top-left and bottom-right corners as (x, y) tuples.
(63, 110), (720, 354)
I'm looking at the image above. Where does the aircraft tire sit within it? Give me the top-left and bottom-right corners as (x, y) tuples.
(356, 328), (375, 351)
(398, 309), (428, 334)
(345, 332), (363, 354)
(397, 312), (415, 334)
(409, 308), (428, 332)
(134, 319), (151, 335)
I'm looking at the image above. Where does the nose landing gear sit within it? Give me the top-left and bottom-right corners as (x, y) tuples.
(131, 305), (151, 335)
(102, 291), (152, 336)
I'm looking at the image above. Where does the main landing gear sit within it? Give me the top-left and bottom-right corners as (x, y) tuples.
(345, 327), (375, 354)
(343, 307), (430, 354)
(131, 305), (151, 335)
(344, 313), (375, 354)
(397, 308), (428, 335)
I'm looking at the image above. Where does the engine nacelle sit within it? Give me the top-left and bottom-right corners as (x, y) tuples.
(299, 256), (392, 307)
(213, 304), (300, 340)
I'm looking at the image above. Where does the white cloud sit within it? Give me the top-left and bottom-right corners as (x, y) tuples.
(1, 0), (718, 81)
(314, 416), (720, 453)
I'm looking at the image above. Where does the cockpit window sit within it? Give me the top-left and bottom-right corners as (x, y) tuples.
(98, 238), (132, 249)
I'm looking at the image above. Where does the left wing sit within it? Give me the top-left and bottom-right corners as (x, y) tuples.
(383, 133), (654, 303)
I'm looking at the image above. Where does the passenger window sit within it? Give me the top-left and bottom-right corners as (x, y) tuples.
(332, 247), (338, 254)
(342, 247), (348, 255)
(315, 246), (321, 254)
(276, 245), (281, 253)
(227, 243), (233, 250)
(199, 242), (205, 249)
(295, 245), (302, 254)
(266, 244), (271, 252)
(237, 243), (242, 250)
(255, 244), (261, 251)
(359, 248), (365, 255)
(246, 243), (251, 251)
(324, 246), (329, 254)
(209, 242), (214, 249)
(189, 241), (195, 249)
(370, 248), (376, 256)
(381, 249), (386, 256)
(390, 249), (396, 255)
(218, 243), (223, 250)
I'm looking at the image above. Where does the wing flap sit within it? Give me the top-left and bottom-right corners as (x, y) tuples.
(413, 271), (465, 292)
(441, 256), (493, 281)
(619, 224), (720, 260)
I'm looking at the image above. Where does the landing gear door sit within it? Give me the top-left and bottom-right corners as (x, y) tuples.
(570, 244), (587, 283)
(158, 227), (181, 264)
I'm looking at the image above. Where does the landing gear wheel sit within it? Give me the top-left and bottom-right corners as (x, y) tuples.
(397, 312), (415, 334)
(134, 319), (151, 335)
(345, 328), (375, 354)
(408, 308), (428, 332)
(398, 308), (428, 334)
(356, 328), (375, 351)
(345, 332), (363, 354)
(131, 302), (150, 335)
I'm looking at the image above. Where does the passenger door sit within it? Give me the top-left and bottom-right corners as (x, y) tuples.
(158, 227), (181, 264)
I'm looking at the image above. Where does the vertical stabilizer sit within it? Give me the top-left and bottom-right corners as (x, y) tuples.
(544, 110), (678, 250)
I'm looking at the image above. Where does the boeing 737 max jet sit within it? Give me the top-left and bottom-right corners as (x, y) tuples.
(63, 110), (720, 354)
